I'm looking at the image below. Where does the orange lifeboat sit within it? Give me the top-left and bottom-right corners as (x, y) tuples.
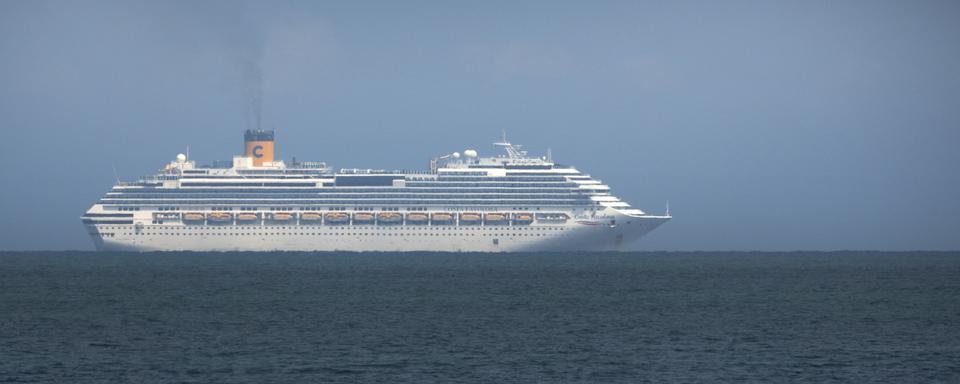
(207, 212), (233, 223)
(431, 212), (454, 225)
(353, 212), (374, 224)
(484, 213), (508, 225)
(406, 212), (428, 225)
(237, 213), (258, 223)
(325, 212), (349, 225)
(377, 212), (402, 224)
(271, 212), (294, 221)
(512, 213), (533, 225)
(300, 212), (322, 221)
(183, 212), (204, 221)
(459, 213), (481, 225)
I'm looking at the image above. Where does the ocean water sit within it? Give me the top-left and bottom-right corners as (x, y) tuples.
(1, 252), (958, 383)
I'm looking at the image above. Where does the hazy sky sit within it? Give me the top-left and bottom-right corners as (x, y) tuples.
(1, 0), (958, 251)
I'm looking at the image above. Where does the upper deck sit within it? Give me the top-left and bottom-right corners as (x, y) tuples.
(98, 132), (638, 214)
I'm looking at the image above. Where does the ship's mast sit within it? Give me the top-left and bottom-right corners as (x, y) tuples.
(494, 130), (527, 159)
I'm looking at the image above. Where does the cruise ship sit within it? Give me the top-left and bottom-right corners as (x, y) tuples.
(82, 130), (670, 252)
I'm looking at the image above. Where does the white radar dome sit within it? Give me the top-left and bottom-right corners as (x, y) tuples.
(452, 152), (461, 158)
(464, 149), (478, 158)
(176, 153), (187, 163)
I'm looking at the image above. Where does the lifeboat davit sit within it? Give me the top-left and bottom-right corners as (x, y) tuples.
(377, 212), (402, 224)
(431, 212), (454, 225)
(459, 212), (481, 225)
(406, 212), (428, 225)
(325, 212), (349, 225)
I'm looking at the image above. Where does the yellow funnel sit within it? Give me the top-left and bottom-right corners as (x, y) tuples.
(244, 130), (274, 166)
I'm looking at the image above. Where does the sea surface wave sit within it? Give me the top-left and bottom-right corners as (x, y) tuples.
(1, 251), (958, 383)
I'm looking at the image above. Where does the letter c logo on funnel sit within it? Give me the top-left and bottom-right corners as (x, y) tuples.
(253, 145), (264, 158)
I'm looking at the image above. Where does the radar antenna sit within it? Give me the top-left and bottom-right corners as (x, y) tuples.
(493, 130), (527, 159)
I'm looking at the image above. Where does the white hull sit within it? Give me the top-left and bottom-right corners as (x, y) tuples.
(83, 132), (672, 252)
(86, 213), (669, 252)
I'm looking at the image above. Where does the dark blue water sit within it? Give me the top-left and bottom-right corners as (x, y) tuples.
(1, 252), (958, 383)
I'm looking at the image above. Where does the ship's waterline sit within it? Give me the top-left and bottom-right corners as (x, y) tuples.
(82, 130), (670, 251)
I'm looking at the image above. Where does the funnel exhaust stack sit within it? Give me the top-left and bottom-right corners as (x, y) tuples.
(244, 129), (274, 166)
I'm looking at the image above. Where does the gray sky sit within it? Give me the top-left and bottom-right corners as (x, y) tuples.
(1, 0), (958, 251)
